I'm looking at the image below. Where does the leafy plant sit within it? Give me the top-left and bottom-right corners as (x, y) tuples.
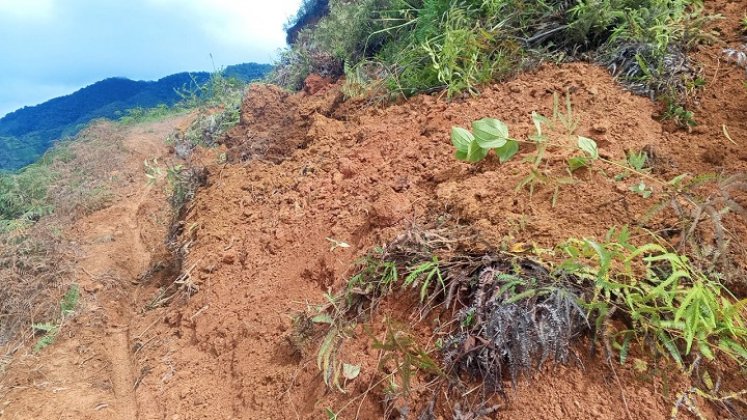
(627, 150), (650, 173)
(373, 320), (443, 393)
(662, 100), (697, 130)
(278, 0), (710, 99)
(630, 181), (653, 198)
(451, 117), (597, 165)
(558, 228), (747, 366)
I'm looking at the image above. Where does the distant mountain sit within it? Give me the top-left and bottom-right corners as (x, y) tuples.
(0, 62), (272, 171)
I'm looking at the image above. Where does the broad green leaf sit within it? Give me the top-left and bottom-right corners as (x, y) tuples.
(475, 135), (507, 149)
(577, 136), (599, 159)
(496, 140), (519, 163)
(451, 127), (473, 153)
(467, 139), (489, 162)
(472, 118), (509, 142)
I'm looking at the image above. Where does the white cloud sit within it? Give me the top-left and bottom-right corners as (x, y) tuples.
(144, 0), (302, 60)
(0, 0), (56, 21)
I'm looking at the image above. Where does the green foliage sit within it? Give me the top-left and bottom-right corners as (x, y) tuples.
(0, 160), (55, 232)
(662, 99), (697, 129)
(278, 0), (709, 99)
(627, 150), (649, 173)
(372, 320), (443, 392)
(117, 104), (178, 125)
(0, 63), (271, 171)
(557, 228), (747, 366)
(32, 283), (80, 353)
(451, 114), (597, 165)
(32, 322), (58, 353)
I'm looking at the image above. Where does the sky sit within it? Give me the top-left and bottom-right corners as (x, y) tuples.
(0, 0), (302, 117)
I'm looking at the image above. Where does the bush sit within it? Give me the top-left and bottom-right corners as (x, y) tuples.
(276, 0), (710, 99)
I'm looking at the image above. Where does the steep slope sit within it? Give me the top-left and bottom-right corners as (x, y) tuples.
(1, 2), (746, 419)
(131, 68), (744, 420)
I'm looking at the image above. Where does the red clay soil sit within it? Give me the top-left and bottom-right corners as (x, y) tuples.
(3, 2), (747, 419)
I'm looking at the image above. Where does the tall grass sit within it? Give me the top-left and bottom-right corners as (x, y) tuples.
(275, 0), (710, 99)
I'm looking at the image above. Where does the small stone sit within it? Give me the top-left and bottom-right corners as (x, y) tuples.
(222, 254), (235, 265)
(509, 85), (522, 93)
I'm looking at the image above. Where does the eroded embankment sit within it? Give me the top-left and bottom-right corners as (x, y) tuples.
(129, 44), (747, 419)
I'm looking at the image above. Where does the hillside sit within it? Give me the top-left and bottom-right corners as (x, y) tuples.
(1, 0), (747, 419)
(0, 62), (271, 171)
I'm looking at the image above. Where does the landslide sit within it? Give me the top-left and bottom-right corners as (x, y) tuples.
(130, 20), (747, 418)
(2, 3), (747, 419)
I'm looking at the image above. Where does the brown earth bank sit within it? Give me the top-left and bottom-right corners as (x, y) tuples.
(3, 2), (747, 419)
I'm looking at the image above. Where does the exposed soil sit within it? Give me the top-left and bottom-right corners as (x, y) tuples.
(2, 2), (747, 419)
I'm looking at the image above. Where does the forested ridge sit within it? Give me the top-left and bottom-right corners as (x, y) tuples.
(0, 62), (271, 170)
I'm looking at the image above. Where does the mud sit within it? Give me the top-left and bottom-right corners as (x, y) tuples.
(2, 2), (747, 419)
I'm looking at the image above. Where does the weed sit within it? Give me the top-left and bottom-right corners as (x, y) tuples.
(627, 150), (650, 173)
(558, 227), (747, 366)
(31, 284), (79, 352)
(630, 181), (653, 198)
(301, 222), (747, 416)
(374, 320), (443, 393)
(662, 99), (697, 129)
(278, 0), (711, 99)
(644, 173), (747, 267)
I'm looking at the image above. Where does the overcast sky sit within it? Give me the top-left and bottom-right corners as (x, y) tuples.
(0, 0), (302, 117)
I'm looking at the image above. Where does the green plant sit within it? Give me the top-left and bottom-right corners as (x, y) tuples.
(630, 181), (653, 198)
(627, 150), (650, 173)
(31, 284), (79, 353)
(451, 104), (598, 206)
(558, 228), (747, 366)
(372, 320), (442, 393)
(278, 0), (710, 99)
(117, 104), (179, 125)
(662, 100), (697, 129)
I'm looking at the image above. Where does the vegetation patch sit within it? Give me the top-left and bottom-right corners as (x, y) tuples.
(298, 223), (747, 416)
(276, 0), (714, 101)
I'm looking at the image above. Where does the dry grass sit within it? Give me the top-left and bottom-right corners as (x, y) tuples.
(0, 121), (130, 353)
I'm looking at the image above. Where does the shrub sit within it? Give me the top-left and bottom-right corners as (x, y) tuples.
(276, 0), (711, 100)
